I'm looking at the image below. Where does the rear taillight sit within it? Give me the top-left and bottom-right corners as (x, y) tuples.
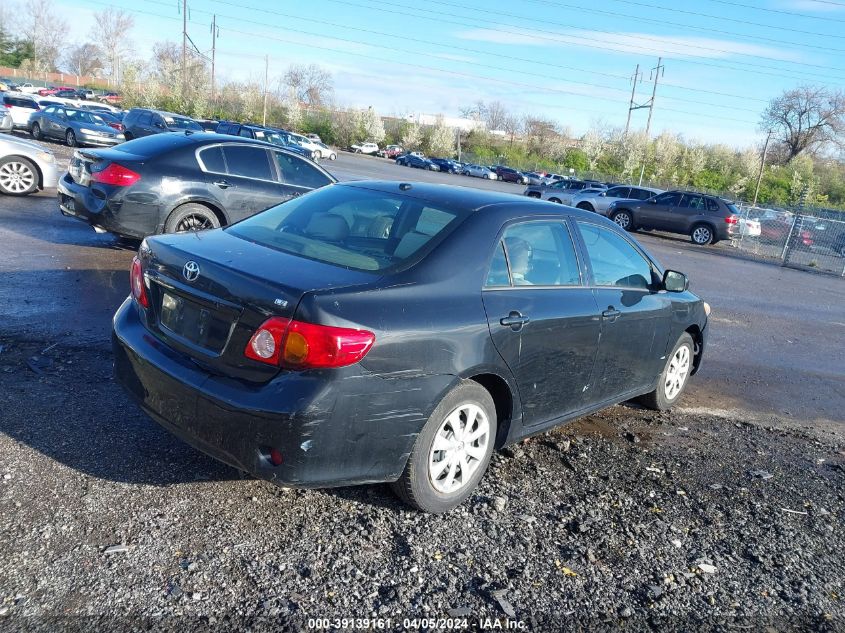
(130, 256), (149, 308)
(245, 317), (375, 369)
(3, 104), (11, 109)
(108, 122), (124, 131)
(725, 215), (739, 225)
(91, 163), (140, 186)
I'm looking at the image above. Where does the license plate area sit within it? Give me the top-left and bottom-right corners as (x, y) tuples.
(159, 291), (233, 354)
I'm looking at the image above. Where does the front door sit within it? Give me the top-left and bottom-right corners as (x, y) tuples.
(482, 220), (601, 426)
(575, 221), (672, 402)
(218, 144), (291, 222)
(636, 191), (682, 230)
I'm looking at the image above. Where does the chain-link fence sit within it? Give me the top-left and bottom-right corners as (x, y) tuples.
(731, 204), (845, 276)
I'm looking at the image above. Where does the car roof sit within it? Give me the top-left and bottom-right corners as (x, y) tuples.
(341, 181), (603, 218)
(132, 107), (192, 118)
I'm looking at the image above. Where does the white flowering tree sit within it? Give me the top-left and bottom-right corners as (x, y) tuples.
(360, 106), (385, 144)
(425, 117), (455, 156)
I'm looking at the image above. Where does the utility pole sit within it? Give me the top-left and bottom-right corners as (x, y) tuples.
(181, 0), (187, 94)
(262, 54), (269, 126)
(624, 64), (642, 137)
(210, 14), (218, 102)
(644, 57), (664, 139)
(752, 130), (772, 208)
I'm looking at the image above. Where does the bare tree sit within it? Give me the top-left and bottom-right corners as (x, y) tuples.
(92, 8), (134, 81)
(502, 114), (521, 146)
(282, 63), (333, 107)
(62, 43), (103, 76)
(760, 86), (845, 162)
(483, 100), (509, 131)
(20, 0), (67, 71)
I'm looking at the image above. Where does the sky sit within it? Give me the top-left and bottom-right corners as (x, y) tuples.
(50, 0), (845, 147)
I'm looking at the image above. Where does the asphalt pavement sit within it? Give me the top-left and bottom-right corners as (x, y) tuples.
(1, 141), (844, 629)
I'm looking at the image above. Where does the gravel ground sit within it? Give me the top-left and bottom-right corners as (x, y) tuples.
(1, 336), (843, 632)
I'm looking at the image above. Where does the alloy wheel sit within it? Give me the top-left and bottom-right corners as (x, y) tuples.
(664, 345), (690, 400)
(428, 404), (490, 494)
(692, 226), (712, 244)
(175, 214), (216, 232)
(613, 212), (631, 229)
(0, 161), (36, 194)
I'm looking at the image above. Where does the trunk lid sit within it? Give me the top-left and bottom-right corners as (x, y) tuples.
(68, 148), (147, 186)
(141, 229), (378, 382)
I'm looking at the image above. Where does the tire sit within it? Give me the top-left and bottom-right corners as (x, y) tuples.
(527, 192), (541, 199)
(576, 202), (594, 212)
(123, 131), (133, 141)
(355, 149), (361, 154)
(329, 153), (336, 160)
(690, 223), (714, 245)
(637, 333), (694, 411)
(0, 156), (39, 196)
(391, 381), (497, 513)
(31, 122), (42, 140)
(65, 129), (77, 147)
(164, 203), (221, 234)
(611, 210), (634, 231)
(549, 197), (562, 204)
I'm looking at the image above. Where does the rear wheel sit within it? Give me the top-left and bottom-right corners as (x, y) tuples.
(527, 191), (541, 199)
(0, 157), (39, 196)
(123, 131), (134, 141)
(690, 224), (714, 245)
(391, 382), (496, 513)
(329, 153), (336, 160)
(165, 203), (221, 234)
(611, 210), (634, 231)
(549, 197), (562, 204)
(65, 129), (77, 147)
(31, 122), (42, 140)
(638, 333), (694, 411)
(576, 202), (594, 212)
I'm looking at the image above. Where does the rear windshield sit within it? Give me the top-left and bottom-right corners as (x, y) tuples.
(227, 185), (467, 271)
(164, 116), (202, 131)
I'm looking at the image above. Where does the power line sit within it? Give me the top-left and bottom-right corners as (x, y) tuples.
(319, 0), (845, 81)
(567, 0), (845, 39)
(195, 0), (765, 112)
(74, 0), (763, 128)
(696, 0), (845, 23)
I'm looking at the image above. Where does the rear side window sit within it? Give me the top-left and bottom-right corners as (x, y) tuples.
(605, 187), (629, 198)
(577, 222), (653, 289)
(239, 127), (253, 138)
(706, 198), (721, 212)
(227, 185), (466, 272)
(223, 145), (273, 180)
(680, 194), (705, 210)
(138, 112), (152, 126)
(198, 146), (226, 173)
(654, 192), (682, 206)
(273, 151), (332, 189)
(633, 188), (656, 200)
(495, 221), (581, 286)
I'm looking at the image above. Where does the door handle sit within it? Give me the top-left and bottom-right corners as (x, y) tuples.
(500, 311), (530, 331)
(602, 307), (621, 322)
(213, 180), (233, 189)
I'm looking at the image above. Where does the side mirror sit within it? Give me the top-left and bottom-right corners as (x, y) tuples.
(154, 121), (165, 129)
(648, 198), (657, 204)
(599, 192), (606, 197)
(663, 270), (688, 293)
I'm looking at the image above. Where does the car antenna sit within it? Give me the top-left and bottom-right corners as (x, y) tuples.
(399, 183), (412, 191)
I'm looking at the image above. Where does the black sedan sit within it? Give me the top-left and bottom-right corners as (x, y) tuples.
(57, 133), (335, 238)
(396, 153), (439, 171)
(113, 181), (709, 513)
(428, 157), (461, 173)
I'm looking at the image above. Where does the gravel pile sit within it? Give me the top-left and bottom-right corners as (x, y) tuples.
(1, 336), (843, 632)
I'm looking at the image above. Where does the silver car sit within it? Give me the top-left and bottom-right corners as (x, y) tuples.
(29, 104), (124, 147)
(570, 185), (663, 215)
(462, 163), (497, 179)
(0, 132), (59, 195)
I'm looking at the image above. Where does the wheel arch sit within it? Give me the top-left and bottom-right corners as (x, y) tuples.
(465, 372), (519, 449)
(684, 324), (704, 375)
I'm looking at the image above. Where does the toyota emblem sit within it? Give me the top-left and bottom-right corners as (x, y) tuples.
(183, 261), (200, 282)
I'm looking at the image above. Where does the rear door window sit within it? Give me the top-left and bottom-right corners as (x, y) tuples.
(605, 186), (629, 198)
(138, 112), (152, 126)
(486, 221), (581, 287)
(273, 151), (333, 189)
(680, 194), (705, 210)
(223, 145), (273, 181)
(198, 146), (227, 174)
(653, 192), (682, 206)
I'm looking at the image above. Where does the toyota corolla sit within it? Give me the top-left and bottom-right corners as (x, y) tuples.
(113, 181), (708, 513)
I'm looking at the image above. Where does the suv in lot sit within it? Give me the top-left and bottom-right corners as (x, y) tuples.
(216, 121), (320, 160)
(122, 108), (202, 139)
(494, 165), (529, 184)
(2, 94), (40, 129)
(350, 142), (379, 155)
(607, 191), (740, 245)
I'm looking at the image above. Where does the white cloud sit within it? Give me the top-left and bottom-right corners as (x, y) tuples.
(456, 27), (805, 63)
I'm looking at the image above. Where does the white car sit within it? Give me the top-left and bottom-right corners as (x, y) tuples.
(0, 132), (59, 195)
(1, 93), (40, 129)
(462, 164), (497, 179)
(731, 217), (762, 238)
(16, 83), (41, 94)
(350, 142), (379, 155)
(314, 141), (336, 160)
(286, 131), (323, 156)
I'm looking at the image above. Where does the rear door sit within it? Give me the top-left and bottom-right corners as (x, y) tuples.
(482, 219), (601, 426)
(674, 194), (706, 233)
(271, 150), (333, 198)
(44, 106), (66, 140)
(575, 221), (672, 402)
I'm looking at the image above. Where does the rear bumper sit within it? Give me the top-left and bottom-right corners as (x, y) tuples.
(112, 298), (446, 488)
(57, 173), (159, 238)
